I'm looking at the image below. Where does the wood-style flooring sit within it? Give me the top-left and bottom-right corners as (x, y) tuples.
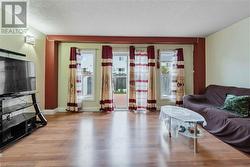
(0, 112), (249, 167)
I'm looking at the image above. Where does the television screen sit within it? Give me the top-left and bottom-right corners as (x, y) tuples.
(0, 56), (36, 96)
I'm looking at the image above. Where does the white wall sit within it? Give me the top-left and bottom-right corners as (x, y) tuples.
(206, 17), (250, 88)
(58, 43), (193, 111)
(0, 27), (46, 109)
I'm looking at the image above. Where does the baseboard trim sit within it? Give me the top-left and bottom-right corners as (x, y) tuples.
(45, 105), (174, 113)
(81, 107), (100, 112)
(56, 107), (67, 112)
(56, 107), (100, 112)
(43, 106), (160, 114)
(43, 109), (57, 115)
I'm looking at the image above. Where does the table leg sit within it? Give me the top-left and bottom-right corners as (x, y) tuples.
(169, 117), (171, 138)
(194, 123), (198, 153)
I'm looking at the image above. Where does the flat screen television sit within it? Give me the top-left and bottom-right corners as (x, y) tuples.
(0, 56), (36, 96)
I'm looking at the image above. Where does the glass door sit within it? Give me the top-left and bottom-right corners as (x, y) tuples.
(112, 52), (128, 110)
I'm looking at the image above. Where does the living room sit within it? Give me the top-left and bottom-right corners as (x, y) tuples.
(0, 0), (250, 166)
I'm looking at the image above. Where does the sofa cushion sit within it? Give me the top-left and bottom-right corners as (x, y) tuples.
(205, 85), (233, 106)
(221, 94), (250, 117)
(183, 95), (215, 112)
(202, 107), (239, 130)
(205, 85), (250, 106)
(213, 117), (250, 153)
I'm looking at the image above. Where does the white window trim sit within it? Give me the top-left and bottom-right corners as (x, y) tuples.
(80, 49), (96, 101)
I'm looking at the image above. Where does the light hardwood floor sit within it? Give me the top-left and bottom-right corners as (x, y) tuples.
(1, 112), (249, 167)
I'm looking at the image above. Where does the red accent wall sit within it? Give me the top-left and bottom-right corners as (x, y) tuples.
(45, 39), (58, 109)
(45, 35), (205, 109)
(47, 35), (198, 44)
(193, 38), (206, 94)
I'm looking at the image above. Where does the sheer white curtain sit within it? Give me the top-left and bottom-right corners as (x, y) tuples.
(134, 49), (148, 112)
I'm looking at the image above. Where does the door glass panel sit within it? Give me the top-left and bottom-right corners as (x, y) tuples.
(112, 52), (128, 109)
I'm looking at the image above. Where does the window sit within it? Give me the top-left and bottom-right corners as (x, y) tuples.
(80, 50), (95, 100)
(160, 51), (177, 99)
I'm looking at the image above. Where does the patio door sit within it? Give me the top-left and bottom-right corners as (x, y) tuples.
(112, 52), (129, 110)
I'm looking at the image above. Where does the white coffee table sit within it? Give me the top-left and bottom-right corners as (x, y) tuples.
(159, 105), (207, 153)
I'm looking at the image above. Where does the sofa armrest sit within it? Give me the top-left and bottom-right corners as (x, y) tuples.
(183, 94), (207, 102)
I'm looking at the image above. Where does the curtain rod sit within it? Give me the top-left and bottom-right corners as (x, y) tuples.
(160, 49), (177, 51)
(80, 48), (99, 50)
(134, 47), (147, 49)
(79, 46), (147, 51)
(79, 47), (178, 51)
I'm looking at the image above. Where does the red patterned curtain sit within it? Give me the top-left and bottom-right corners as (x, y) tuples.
(175, 48), (185, 105)
(100, 46), (114, 112)
(67, 47), (83, 112)
(129, 46), (137, 111)
(146, 46), (157, 111)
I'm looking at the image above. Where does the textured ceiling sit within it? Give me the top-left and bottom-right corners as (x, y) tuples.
(28, 0), (250, 37)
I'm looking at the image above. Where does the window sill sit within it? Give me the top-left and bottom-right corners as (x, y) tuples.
(82, 97), (95, 102)
(160, 96), (175, 101)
